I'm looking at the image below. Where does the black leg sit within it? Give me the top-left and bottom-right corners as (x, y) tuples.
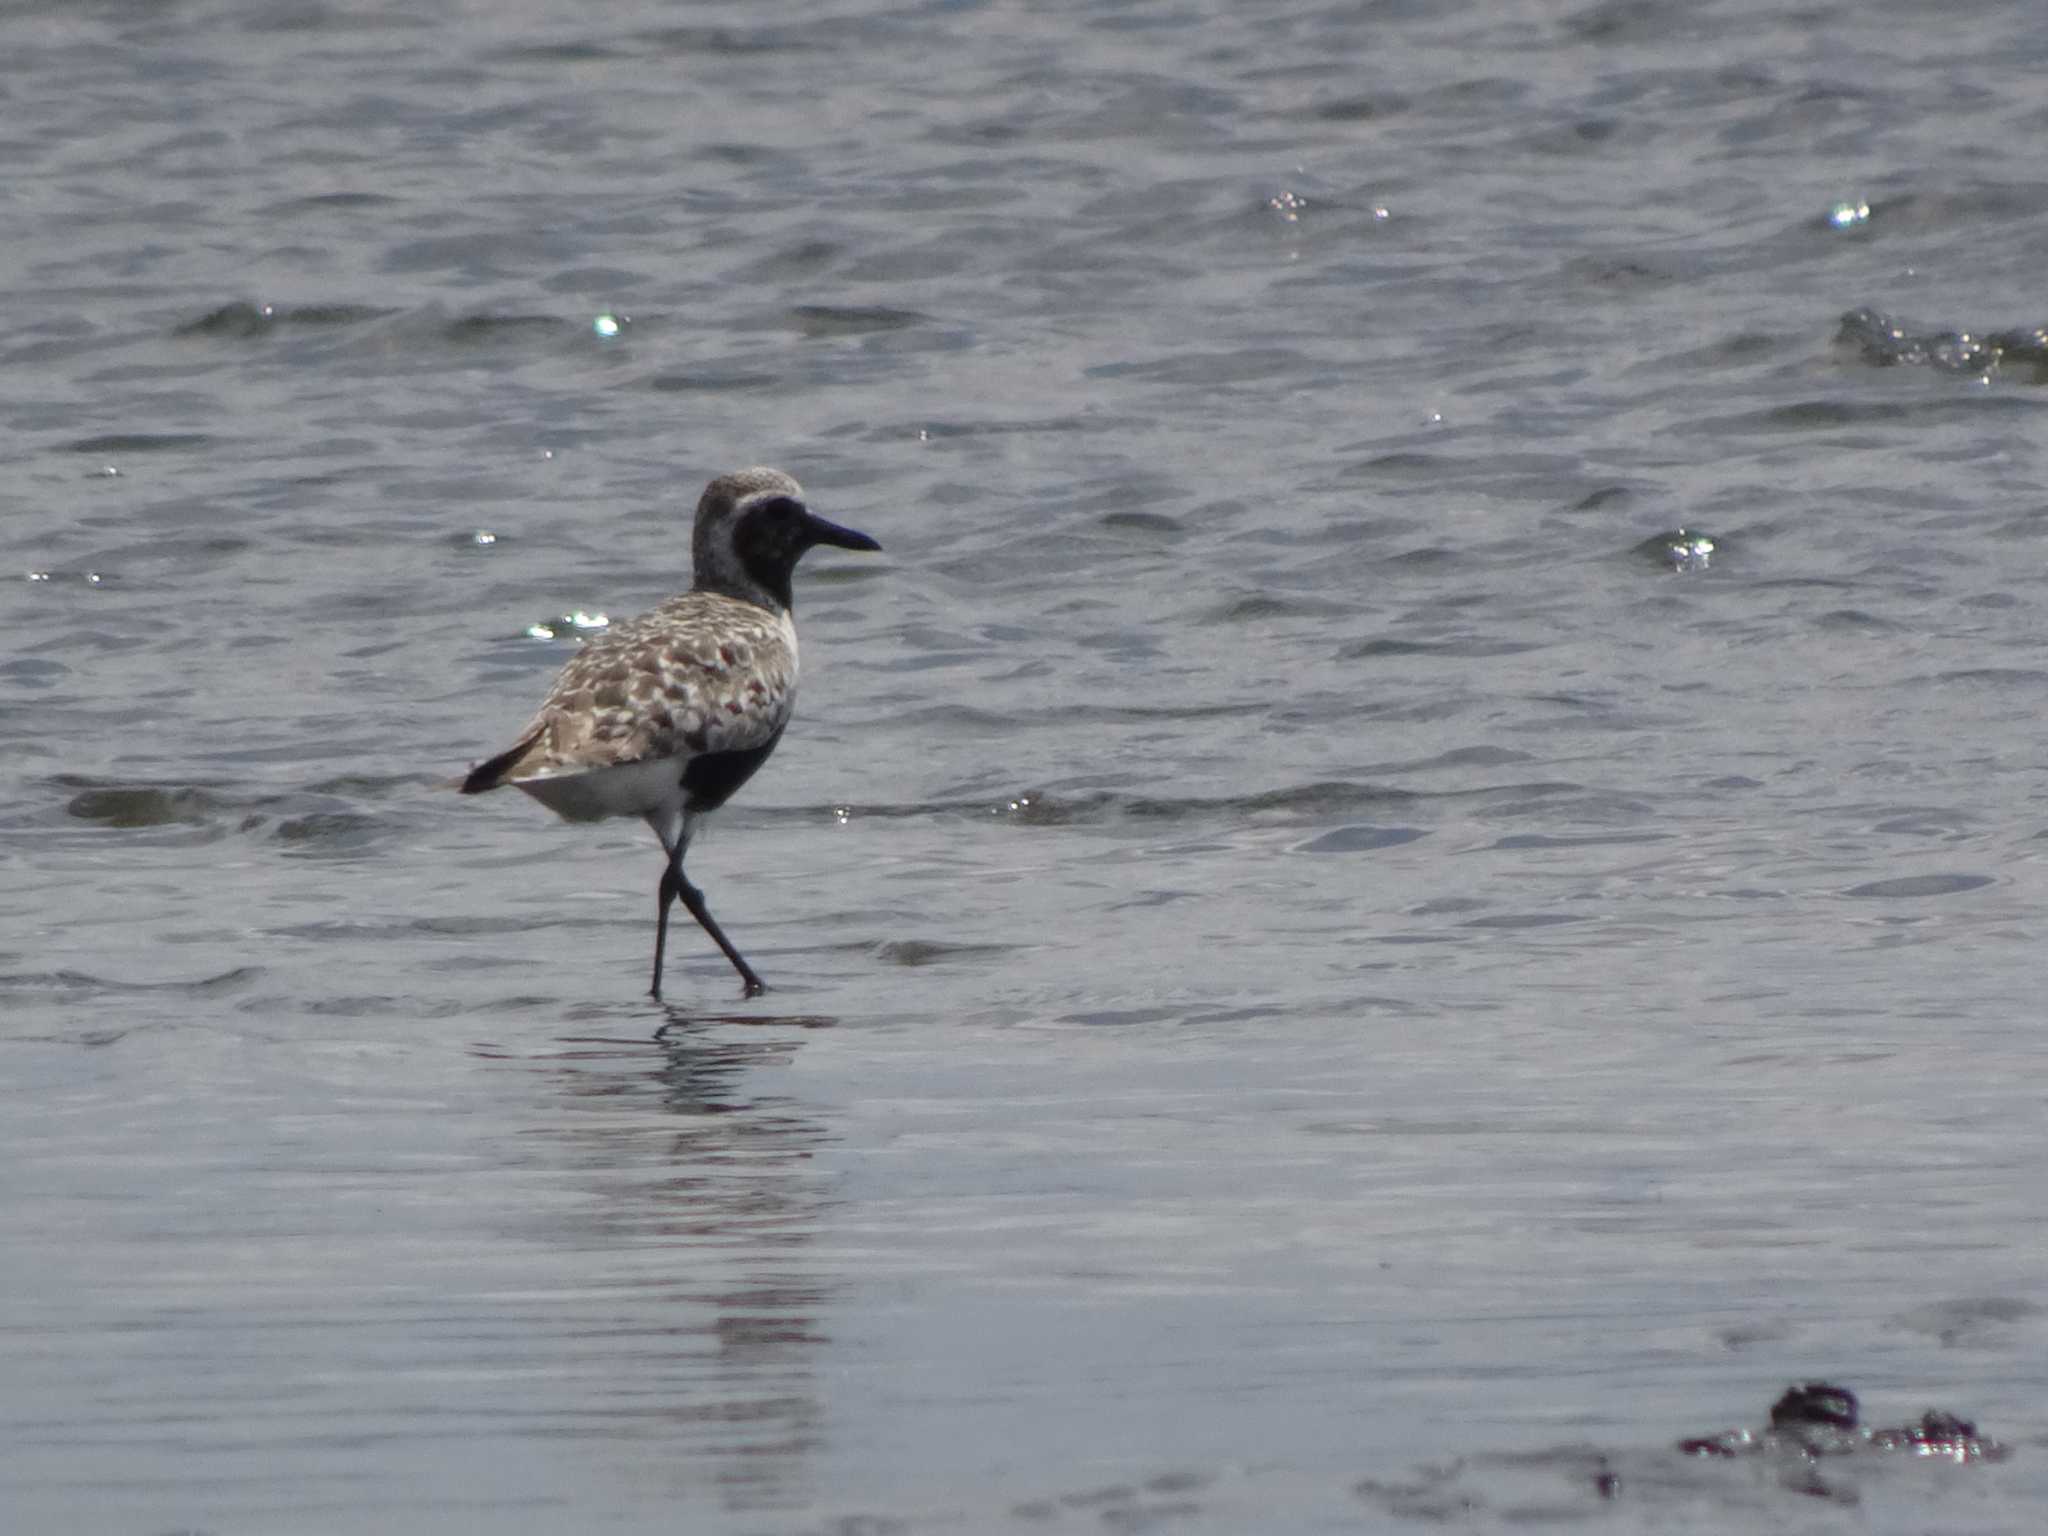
(677, 868), (767, 996)
(653, 840), (766, 998)
(652, 861), (679, 1000)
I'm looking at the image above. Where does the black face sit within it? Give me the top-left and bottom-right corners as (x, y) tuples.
(735, 496), (813, 573)
(731, 495), (881, 608)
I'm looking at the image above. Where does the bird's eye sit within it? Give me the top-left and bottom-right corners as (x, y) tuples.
(757, 495), (804, 521)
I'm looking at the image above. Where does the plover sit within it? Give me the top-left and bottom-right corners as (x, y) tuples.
(461, 467), (880, 999)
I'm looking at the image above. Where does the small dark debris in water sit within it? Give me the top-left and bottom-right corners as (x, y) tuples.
(1679, 1380), (2007, 1465)
(1350, 1382), (2003, 1521)
(1837, 306), (2048, 381)
(1772, 1380), (1860, 1433)
(1635, 527), (1719, 572)
(1870, 1409), (1995, 1455)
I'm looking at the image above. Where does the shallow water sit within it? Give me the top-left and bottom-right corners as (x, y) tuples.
(7, 1), (2048, 1531)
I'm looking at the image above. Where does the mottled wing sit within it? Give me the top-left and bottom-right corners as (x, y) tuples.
(494, 593), (797, 781)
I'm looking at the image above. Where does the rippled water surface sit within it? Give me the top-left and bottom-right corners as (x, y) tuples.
(8, 1), (2048, 1531)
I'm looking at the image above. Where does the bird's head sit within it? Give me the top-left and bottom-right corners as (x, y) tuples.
(692, 467), (880, 612)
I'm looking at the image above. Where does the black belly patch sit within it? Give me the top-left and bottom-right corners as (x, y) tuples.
(681, 726), (786, 814)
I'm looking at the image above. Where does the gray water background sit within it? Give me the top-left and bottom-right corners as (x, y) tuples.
(6, 1), (2048, 1530)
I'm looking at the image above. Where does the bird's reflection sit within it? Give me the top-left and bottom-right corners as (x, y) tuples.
(652, 1006), (836, 1045)
(474, 1005), (839, 1513)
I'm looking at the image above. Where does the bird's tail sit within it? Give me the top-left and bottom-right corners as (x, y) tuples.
(460, 729), (542, 794)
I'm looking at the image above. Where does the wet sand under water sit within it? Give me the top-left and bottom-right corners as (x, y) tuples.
(8, 0), (2048, 1530)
